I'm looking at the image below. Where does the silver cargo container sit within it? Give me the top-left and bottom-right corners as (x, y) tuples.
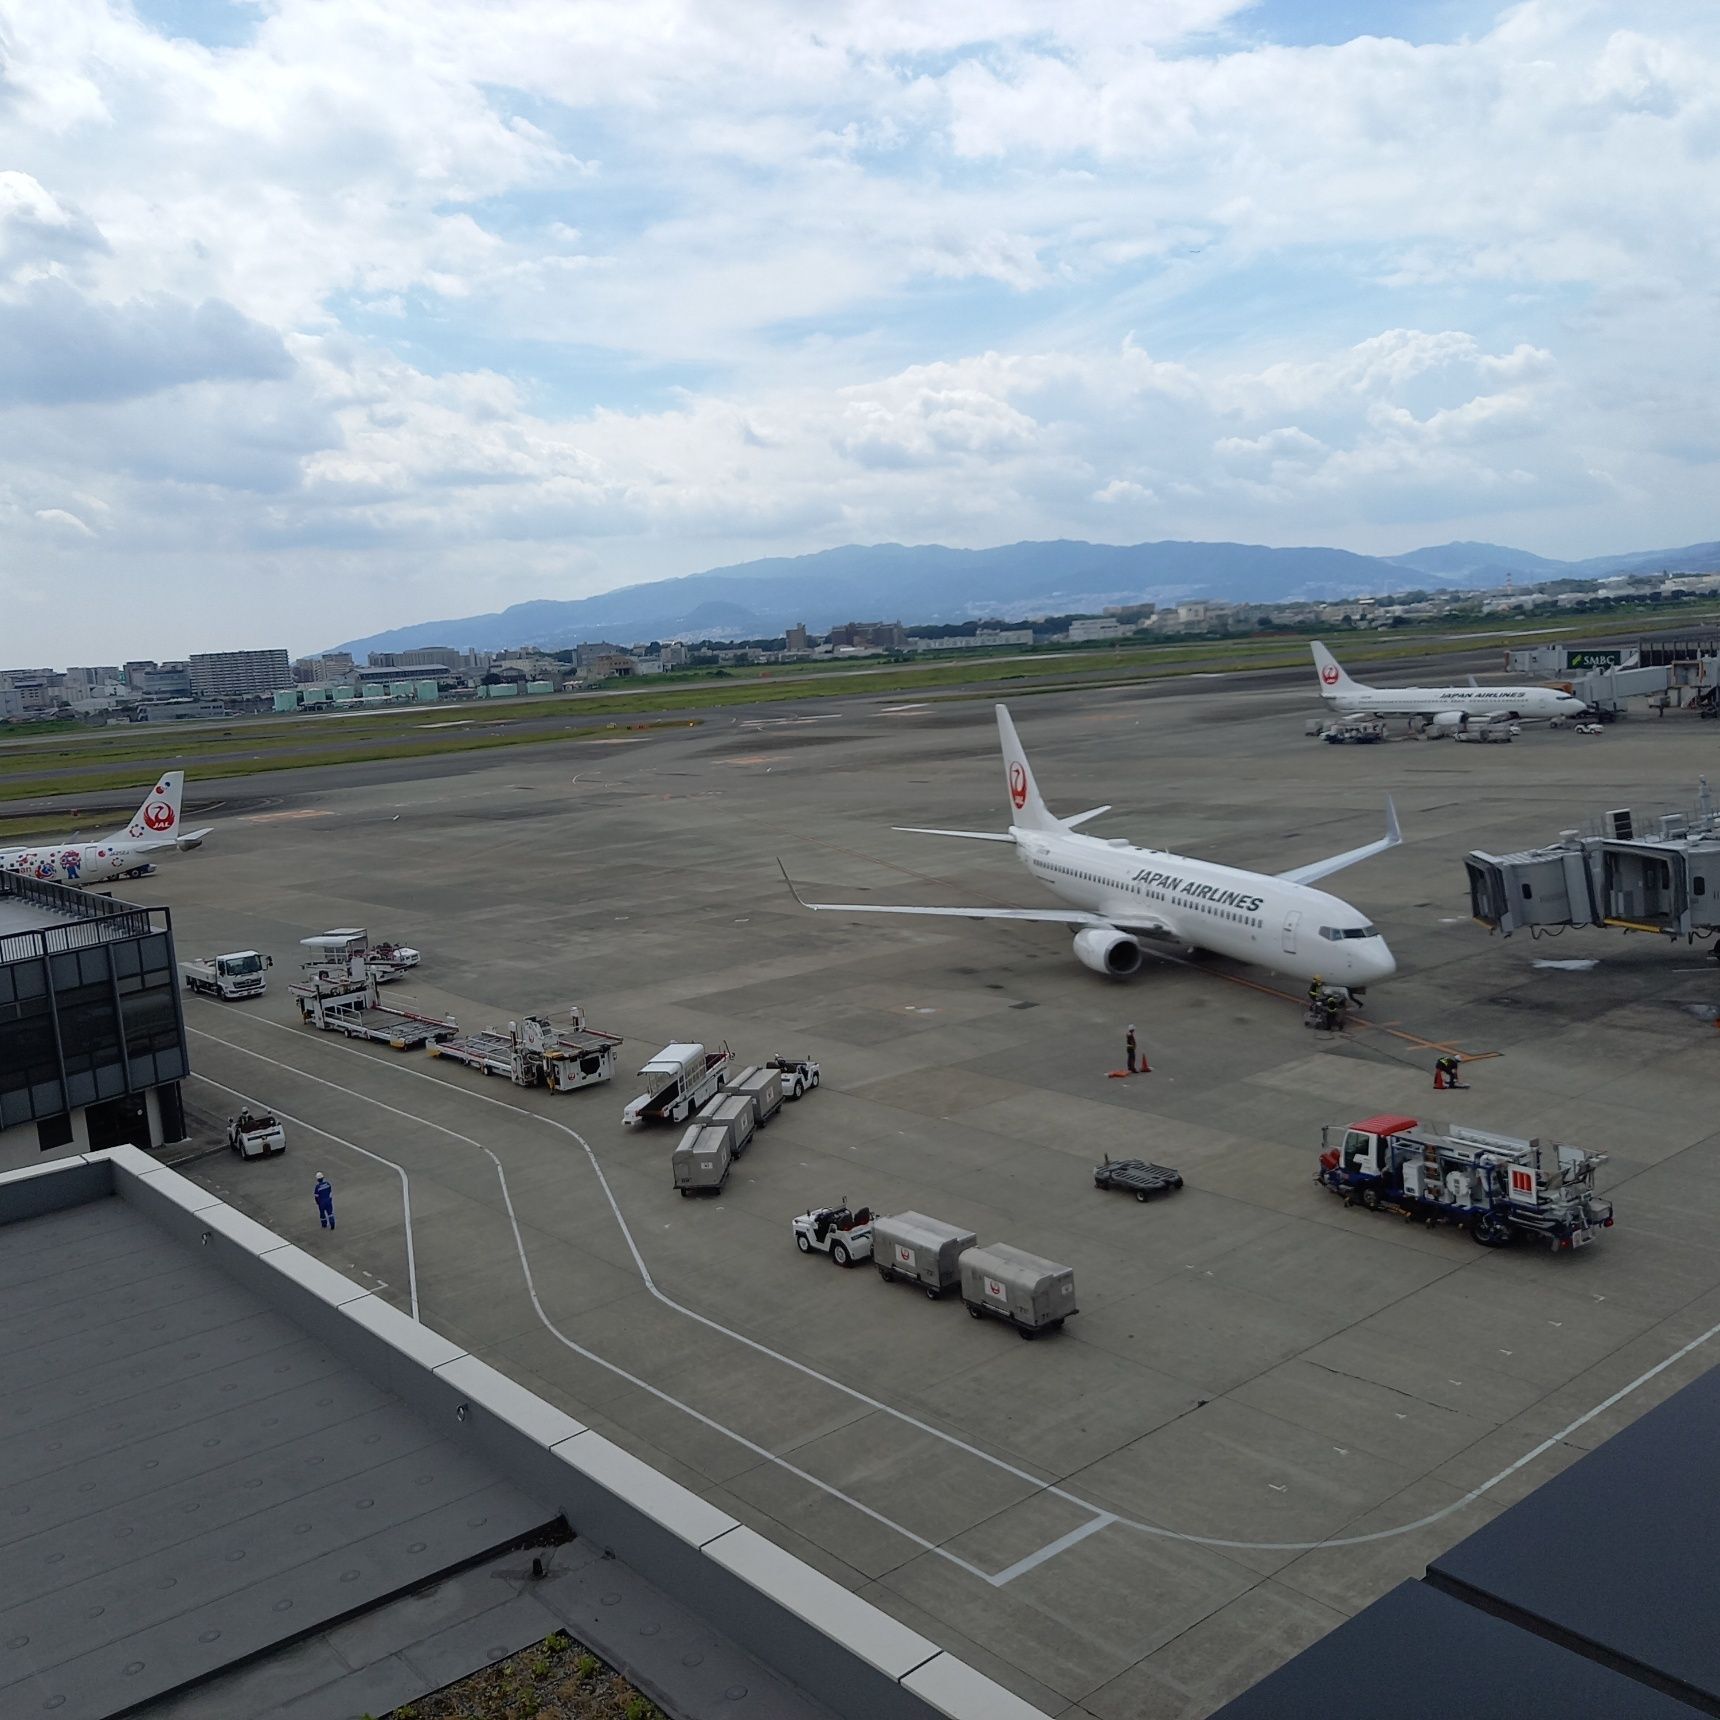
(959, 1243), (1077, 1336)
(672, 1123), (732, 1195)
(702, 1091), (757, 1156)
(729, 1064), (783, 1126)
(871, 1211), (976, 1299)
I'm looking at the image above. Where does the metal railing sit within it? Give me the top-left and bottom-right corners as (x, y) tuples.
(0, 871), (168, 965)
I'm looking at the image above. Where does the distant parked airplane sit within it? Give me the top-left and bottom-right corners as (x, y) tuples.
(783, 705), (1399, 990)
(1312, 641), (1586, 729)
(0, 772), (212, 886)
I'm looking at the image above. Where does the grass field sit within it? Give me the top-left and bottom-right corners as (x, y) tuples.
(2, 602), (1713, 825)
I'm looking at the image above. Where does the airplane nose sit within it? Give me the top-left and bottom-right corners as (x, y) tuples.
(1356, 941), (1397, 983)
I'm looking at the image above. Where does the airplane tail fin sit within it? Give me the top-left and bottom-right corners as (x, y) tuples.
(115, 771), (185, 842)
(1311, 641), (1363, 695)
(996, 705), (1059, 832)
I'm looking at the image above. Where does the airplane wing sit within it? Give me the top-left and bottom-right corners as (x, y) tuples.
(778, 864), (1175, 935)
(892, 826), (1015, 843)
(1276, 797), (1402, 888)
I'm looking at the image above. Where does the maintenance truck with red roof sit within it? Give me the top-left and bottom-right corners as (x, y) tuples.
(1318, 1114), (1613, 1251)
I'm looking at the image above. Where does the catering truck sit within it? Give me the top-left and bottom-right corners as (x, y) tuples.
(180, 950), (271, 999)
(1318, 1113), (1613, 1251)
(622, 1042), (732, 1128)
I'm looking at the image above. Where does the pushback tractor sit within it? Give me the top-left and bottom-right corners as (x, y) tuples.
(1318, 1114), (1613, 1251)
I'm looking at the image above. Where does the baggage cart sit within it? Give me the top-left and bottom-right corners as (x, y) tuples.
(871, 1211), (976, 1299)
(672, 1124), (732, 1196)
(701, 1091), (756, 1157)
(729, 1064), (784, 1126)
(959, 1243), (1078, 1337)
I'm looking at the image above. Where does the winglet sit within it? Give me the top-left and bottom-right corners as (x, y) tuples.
(1385, 794), (1401, 848)
(777, 858), (812, 908)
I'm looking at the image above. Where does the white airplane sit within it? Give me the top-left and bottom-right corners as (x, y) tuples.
(0, 772), (212, 887)
(783, 705), (1400, 990)
(1312, 641), (1587, 730)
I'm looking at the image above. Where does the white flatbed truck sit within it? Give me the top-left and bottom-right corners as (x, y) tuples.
(622, 1042), (733, 1128)
(430, 1008), (623, 1091)
(181, 950), (271, 1000)
(290, 972), (458, 1051)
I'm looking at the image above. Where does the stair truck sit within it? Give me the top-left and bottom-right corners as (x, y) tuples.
(672, 1123), (733, 1197)
(622, 1042), (732, 1129)
(871, 1211), (976, 1300)
(290, 971), (459, 1051)
(727, 1064), (784, 1126)
(429, 1009), (623, 1091)
(1317, 1114), (1613, 1251)
(180, 950), (271, 999)
(959, 1243), (1078, 1338)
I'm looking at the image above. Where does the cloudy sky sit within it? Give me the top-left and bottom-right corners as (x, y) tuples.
(1, 1), (1715, 660)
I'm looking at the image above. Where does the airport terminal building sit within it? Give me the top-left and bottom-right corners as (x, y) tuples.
(0, 871), (187, 1170)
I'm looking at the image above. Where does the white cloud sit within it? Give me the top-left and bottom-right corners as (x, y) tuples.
(0, 0), (1715, 657)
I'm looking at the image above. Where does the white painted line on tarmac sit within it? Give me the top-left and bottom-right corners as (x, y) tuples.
(187, 1058), (420, 1322)
(187, 1014), (1720, 1566)
(984, 1513), (1116, 1587)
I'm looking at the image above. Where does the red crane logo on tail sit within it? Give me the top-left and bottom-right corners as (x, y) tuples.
(1320, 664), (1339, 685)
(143, 800), (175, 832)
(1008, 762), (1028, 810)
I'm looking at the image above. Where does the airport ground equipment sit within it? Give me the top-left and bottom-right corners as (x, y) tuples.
(622, 1041), (733, 1128)
(1317, 1113), (1613, 1251)
(300, 929), (418, 984)
(1454, 723), (1516, 743)
(226, 1112), (285, 1158)
(429, 1009), (623, 1091)
(700, 1090), (757, 1157)
(871, 1211), (976, 1299)
(959, 1243), (1078, 1337)
(728, 1064), (784, 1125)
(766, 1056), (821, 1098)
(1092, 1158), (1183, 1201)
(290, 971), (459, 1051)
(1319, 717), (1387, 745)
(180, 950), (271, 999)
(672, 1124), (732, 1196)
(793, 1204), (873, 1265)
(1303, 985), (1350, 1032)
(1467, 782), (1720, 951)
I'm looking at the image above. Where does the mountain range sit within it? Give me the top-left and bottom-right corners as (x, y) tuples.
(329, 536), (1720, 659)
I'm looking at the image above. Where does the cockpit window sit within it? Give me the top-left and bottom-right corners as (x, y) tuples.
(1319, 925), (1379, 941)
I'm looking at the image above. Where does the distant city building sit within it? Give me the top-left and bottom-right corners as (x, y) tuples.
(574, 641), (626, 669)
(62, 665), (122, 699)
(135, 663), (193, 701)
(907, 629), (1035, 652)
(0, 685), (23, 720)
(294, 652), (354, 682)
(786, 622), (810, 651)
(1065, 618), (1126, 643)
(393, 646), (462, 670)
(189, 648), (291, 701)
(827, 620), (906, 650)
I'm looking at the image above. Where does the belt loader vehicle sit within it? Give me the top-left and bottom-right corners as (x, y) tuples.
(291, 971), (458, 1051)
(622, 1041), (732, 1128)
(872, 1211), (976, 1299)
(959, 1243), (1078, 1337)
(299, 929), (418, 985)
(1318, 1113), (1613, 1251)
(181, 950), (271, 999)
(429, 1009), (623, 1091)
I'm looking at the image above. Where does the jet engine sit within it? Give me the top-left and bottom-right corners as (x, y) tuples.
(1072, 927), (1144, 977)
(1430, 710), (1465, 731)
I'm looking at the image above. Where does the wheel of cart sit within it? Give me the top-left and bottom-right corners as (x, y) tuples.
(797, 1231), (812, 1251)
(831, 1240), (851, 1266)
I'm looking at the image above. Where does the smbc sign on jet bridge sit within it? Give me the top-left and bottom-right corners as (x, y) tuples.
(1567, 649), (1624, 670)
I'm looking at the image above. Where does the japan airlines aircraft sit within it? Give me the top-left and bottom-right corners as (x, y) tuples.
(1313, 641), (1586, 729)
(0, 772), (213, 887)
(783, 706), (1400, 989)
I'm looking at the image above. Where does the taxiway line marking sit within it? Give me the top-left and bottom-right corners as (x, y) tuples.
(187, 1059), (420, 1322)
(985, 1513), (1116, 1586)
(188, 1015), (1720, 1563)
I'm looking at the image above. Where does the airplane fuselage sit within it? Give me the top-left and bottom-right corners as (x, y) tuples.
(1013, 825), (1395, 988)
(0, 841), (161, 886)
(1323, 685), (1583, 721)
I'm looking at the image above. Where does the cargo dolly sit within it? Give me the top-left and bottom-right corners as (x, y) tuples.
(291, 972), (458, 1051)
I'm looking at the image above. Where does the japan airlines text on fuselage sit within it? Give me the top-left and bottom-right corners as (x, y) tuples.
(783, 705), (1400, 988)
(1312, 641), (1586, 724)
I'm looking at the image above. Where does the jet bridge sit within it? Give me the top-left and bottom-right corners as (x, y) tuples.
(1467, 783), (1720, 945)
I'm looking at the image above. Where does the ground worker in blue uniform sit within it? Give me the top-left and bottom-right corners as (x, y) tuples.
(313, 1173), (335, 1228)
